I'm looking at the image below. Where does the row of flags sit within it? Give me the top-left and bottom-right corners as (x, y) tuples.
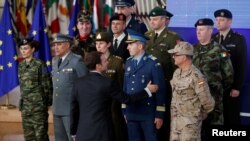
(0, 0), (114, 97)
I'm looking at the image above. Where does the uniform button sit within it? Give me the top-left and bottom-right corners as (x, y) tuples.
(56, 87), (58, 89)
(147, 103), (150, 105)
(133, 75), (135, 77)
(55, 94), (58, 96)
(57, 71), (59, 74)
(131, 88), (134, 90)
(151, 48), (154, 51)
(132, 81), (135, 84)
(57, 79), (59, 81)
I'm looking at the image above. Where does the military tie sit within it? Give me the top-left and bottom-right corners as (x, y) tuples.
(58, 58), (62, 68)
(154, 33), (158, 43)
(220, 35), (224, 44)
(113, 39), (118, 50)
(133, 59), (138, 68)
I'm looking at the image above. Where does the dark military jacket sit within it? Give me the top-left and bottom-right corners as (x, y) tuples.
(145, 28), (180, 81)
(103, 54), (124, 86)
(212, 29), (247, 91)
(110, 34), (129, 62)
(18, 58), (52, 115)
(193, 40), (234, 125)
(71, 33), (96, 58)
(126, 14), (147, 34)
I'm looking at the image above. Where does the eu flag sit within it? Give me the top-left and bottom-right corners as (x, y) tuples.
(0, 1), (19, 97)
(68, 0), (80, 36)
(30, 0), (52, 72)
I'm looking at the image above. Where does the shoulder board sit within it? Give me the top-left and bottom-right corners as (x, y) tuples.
(148, 55), (157, 61)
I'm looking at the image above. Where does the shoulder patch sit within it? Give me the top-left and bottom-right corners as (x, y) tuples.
(145, 31), (153, 36)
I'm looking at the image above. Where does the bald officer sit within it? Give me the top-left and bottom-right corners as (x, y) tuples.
(51, 34), (88, 141)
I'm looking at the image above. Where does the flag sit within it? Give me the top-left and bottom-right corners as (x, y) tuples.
(83, 0), (91, 11)
(0, 1), (19, 97)
(104, 0), (113, 29)
(68, 0), (80, 36)
(30, 0), (52, 72)
(26, 0), (34, 25)
(47, 0), (60, 34)
(16, 0), (28, 37)
(93, 0), (99, 31)
(58, 0), (70, 34)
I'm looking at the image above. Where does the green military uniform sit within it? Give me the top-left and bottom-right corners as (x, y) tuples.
(193, 40), (234, 125)
(71, 9), (96, 58)
(145, 28), (180, 81)
(18, 58), (52, 141)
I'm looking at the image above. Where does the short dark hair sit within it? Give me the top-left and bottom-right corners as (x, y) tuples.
(84, 51), (103, 70)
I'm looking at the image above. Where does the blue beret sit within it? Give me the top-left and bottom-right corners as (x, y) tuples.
(126, 29), (149, 44)
(110, 13), (126, 22)
(214, 9), (232, 19)
(115, 0), (135, 7)
(52, 34), (73, 43)
(195, 18), (214, 27)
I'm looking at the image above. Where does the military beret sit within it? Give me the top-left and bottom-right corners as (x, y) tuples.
(95, 31), (111, 42)
(126, 29), (149, 44)
(110, 13), (126, 22)
(149, 6), (173, 18)
(52, 34), (73, 43)
(115, 0), (135, 7)
(195, 18), (214, 27)
(18, 36), (40, 51)
(214, 9), (232, 19)
(77, 9), (92, 22)
(168, 41), (194, 56)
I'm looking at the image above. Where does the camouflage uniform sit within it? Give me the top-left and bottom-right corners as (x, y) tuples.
(170, 65), (215, 141)
(193, 40), (234, 125)
(103, 54), (126, 141)
(71, 33), (96, 59)
(18, 58), (52, 141)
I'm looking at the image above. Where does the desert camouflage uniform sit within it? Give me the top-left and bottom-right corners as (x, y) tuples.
(18, 58), (52, 141)
(170, 65), (215, 141)
(193, 40), (234, 125)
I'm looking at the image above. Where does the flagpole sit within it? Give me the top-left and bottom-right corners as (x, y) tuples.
(0, 94), (16, 110)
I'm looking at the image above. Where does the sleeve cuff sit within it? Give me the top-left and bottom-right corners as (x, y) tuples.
(144, 87), (152, 97)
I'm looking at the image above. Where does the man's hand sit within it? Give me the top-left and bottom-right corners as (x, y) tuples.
(230, 89), (240, 97)
(154, 118), (163, 129)
(147, 81), (158, 93)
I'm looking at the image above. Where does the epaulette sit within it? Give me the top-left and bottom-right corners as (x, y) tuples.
(234, 31), (243, 37)
(114, 55), (122, 60)
(148, 55), (157, 61)
(145, 30), (153, 37)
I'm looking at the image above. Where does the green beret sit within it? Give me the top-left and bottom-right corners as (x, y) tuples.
(149, 6), (173, 18)
(95, 32), (111, 42)
(195, 18), (214, 27)
(214, 9), (232, 19)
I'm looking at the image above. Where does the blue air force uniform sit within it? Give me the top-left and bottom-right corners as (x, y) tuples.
(122, 29), (166, 141)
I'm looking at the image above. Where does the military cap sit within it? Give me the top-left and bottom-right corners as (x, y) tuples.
(77, 9), (92, 22)
(149, 6), (173, 19)
(115, 0), (135, 7)
(95, 31), (111, 42)
(195, 18), (214, 27)
(52, 34), (73, 43)
(214, 9), (232, 19)
(168, 41), (194, 56)
(18, 36), (40, 51)
(126, 29), (149, 44)
(110, 13), (126, 22)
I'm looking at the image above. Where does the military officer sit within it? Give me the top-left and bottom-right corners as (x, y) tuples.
(51, 34), (88, 141)
(212, 9), (247, 125)
(95, 31), (127, 141)
(123, 29), (166, 141)
(168, 41), (215, 141)
(71, 9), (96, 59)
(18, 37), (52, 141)
(145, 6), (181, 141)
(193, 18), (233, 125)
(115, 0), (147, 34)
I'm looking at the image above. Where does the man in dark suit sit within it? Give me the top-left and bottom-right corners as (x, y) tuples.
(109, 13), (130, 62)
(115, 0), (147, 34)
(212, 9), (247, 125)
(70, 51), (158, 141)
(51, 34), (88, 141)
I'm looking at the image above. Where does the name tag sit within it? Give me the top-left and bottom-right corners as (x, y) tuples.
(226, 44), (236, 48)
